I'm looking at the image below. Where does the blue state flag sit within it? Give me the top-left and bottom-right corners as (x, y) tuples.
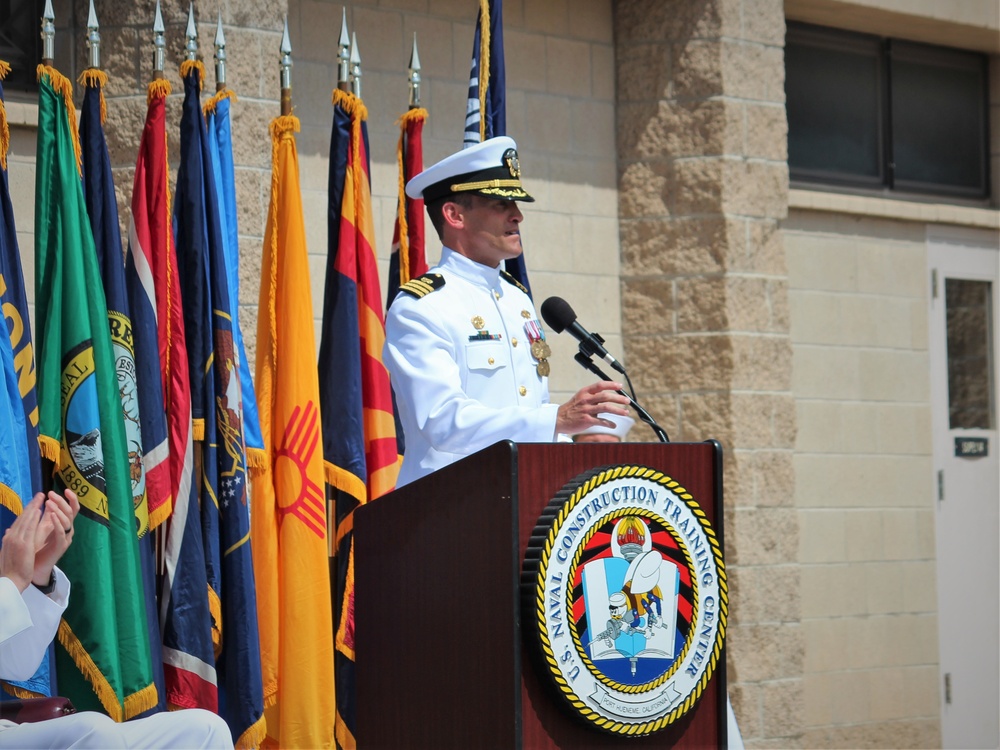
(0, 65), (42, 496)
(462, 0), (530, 296)
(205, 90), (264, 474)
(175, 63), (264, 747)
(163, 60), (220, 714)
(0, 60), (51, 701)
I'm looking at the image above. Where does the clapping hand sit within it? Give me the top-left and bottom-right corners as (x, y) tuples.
(32, 490), (79, 588)
(0, 490), (79, 593)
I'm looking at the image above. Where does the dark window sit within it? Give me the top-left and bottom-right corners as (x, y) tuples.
(946, 279), (995, 430)
(786, 22), (990, 200)
(0, 0), (44, 94)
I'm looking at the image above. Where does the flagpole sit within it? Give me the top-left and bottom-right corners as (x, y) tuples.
(185, 4), (198, 62)
(40, 0), (55, 67)
(152, 0), (165, 80)
(85, 0), (100, 70)
(408, 33), (421, 109)
(349, 31), (362, 98)
(279, 16), (292, 116)
(337, 8), (350, 92)
(214, 14), (226, 93)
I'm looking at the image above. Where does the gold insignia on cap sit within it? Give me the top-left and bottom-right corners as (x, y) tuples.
(503, 148), (521, 178)
(472, 315), (485, 330)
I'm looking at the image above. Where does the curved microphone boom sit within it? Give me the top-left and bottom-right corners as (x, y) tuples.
(573, 353), (670, 443)
(540, 297), (626, 375)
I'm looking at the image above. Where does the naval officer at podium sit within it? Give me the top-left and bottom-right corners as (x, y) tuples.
(384, 136), (629, 487)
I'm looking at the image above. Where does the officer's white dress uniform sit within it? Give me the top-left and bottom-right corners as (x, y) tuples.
(385, 247), (558, 486)
(0, 568), (233, 749)
(383, 135), (562, 487)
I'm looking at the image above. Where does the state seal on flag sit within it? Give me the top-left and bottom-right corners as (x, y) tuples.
(522, 465), (727, 737)
(59, 339), (110, 525)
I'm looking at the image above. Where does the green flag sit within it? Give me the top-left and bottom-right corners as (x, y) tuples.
(34, 65), (157, 721)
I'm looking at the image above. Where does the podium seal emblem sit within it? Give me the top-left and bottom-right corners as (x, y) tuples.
(523, 465), (727, 737)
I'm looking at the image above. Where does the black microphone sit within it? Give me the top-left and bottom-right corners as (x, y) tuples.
(540, 296), (626, 375)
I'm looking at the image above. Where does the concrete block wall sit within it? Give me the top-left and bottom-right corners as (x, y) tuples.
(786, 212), (941, 749)
(615, 0), (801, 746)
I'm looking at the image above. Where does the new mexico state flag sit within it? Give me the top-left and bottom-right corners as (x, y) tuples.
(33, 65), (156, 721)
(254, 113), (335, 749)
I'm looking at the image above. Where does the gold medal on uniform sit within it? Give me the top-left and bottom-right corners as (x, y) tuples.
(524, 319), (550, 377)
(530, 339), (551, 360)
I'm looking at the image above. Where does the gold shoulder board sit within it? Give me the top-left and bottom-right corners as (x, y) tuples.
(499, 270), (529, 295)
(399, 273), (446, 299)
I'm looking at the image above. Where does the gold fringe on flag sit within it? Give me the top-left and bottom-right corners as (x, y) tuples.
(0, 482), (21, 517)
(191, 418), (205, 442)
(235, 714), (267, 750)
(122, 682), (159, 720)
(203, 87), (237, 116)
(0, 61), (10, 171)
(148, 493), (173, 531)
(334, 540), (358, 661)
(57, 620), (127, 721)
(331, 88), (368, 121)
(2, 681), (45, 700)
(179, 60), (205, 90)
(324, 462), (367, 510)
(393, 108), (427, 286)
(146, 77), (172, 105)
(144, 78), (179, 408)
(246, 447), (268, 477)
(38, 434), (60, 464)
(36, 65), (82, 176)
(478, 0), (490, 142)
(265, 114), (301, 391)
(77, 68), (108, 124)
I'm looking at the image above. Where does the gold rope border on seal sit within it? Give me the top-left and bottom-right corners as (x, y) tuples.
(531, 464), (729, 737)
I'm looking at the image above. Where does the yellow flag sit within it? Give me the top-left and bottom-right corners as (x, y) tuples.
(254, 114), (335, 749)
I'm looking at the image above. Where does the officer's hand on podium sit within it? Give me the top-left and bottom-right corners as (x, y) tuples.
(555, 382), (631, 437)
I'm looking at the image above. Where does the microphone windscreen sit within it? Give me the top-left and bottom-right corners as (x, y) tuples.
(540, 296), (576, 333)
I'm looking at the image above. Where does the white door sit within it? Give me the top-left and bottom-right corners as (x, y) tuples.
(927, 229), (999, 750)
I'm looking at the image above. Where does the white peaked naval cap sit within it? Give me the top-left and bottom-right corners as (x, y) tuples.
(405, 136), (535, 203)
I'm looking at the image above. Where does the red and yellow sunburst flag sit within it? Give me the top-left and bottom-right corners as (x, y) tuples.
(254, 112), (335, 749)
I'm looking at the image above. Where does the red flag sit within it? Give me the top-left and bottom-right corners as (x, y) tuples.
(385, 107), (428, 309)
(126, 78), (189, 528)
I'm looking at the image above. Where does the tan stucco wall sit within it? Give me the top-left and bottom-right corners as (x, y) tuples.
(786, 207), (941, 748)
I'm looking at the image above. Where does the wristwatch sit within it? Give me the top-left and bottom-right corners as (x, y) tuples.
(33, 572), (56, 595)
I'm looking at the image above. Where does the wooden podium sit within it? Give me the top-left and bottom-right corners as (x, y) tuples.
(354, 440), (726, 749)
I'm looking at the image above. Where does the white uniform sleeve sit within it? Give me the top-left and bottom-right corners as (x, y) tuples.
(386, 298), (559, 455)
(0, 567), (69, 681)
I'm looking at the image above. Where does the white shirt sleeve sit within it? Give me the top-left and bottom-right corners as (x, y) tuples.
(0, 567), (69, 682)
